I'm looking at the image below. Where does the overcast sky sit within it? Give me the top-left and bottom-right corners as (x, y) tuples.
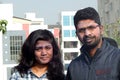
(2, 0), (97, 25)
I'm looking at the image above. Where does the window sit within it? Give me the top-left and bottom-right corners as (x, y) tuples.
(71, 30), (76, 37)
(64, 64), (69, 70)
(10, 36), (23, 61)
(64, 52), (78, 60)
(64, 30), (70, 37)
(71, 16), (74, 26)
(63, 16), (70, 26)
(64, 41), (78, 48)
(3, 31), (25, 64)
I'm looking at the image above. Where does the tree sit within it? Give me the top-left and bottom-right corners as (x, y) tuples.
(103, 21), (120, 46)
(0, 20), (8, 34)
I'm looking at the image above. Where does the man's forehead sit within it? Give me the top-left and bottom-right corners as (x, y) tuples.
(78, 20), (97, 27)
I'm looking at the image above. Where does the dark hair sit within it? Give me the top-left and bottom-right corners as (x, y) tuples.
(14, 29), (65, 80)
(74, 7), (101, 29)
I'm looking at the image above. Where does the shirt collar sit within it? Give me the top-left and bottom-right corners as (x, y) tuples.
(27, 68), (48, 78)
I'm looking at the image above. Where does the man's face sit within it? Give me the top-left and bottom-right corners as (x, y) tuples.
(34, 40), (53, 65)
(76, 19), (103, 48)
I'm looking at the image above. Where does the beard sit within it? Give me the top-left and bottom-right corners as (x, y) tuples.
(81, 35), (101, 49)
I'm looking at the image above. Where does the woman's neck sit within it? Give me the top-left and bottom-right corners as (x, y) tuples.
(31, 63), (48, 77)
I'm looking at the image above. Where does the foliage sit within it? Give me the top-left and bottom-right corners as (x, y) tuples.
(103, 21), (120, 46)
(0, 20), (8, 34)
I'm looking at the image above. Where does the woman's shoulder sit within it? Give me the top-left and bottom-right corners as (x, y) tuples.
(9, 70), (21, 80)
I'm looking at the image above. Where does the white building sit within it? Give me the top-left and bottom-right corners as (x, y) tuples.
(0, 4), (48, 80)
(0, 4), (14, 80)
(61, 11), (81, 73)
(25, 12), (48, 33)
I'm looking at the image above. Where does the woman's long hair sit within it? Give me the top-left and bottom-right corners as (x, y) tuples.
(14, 29), (65, 80)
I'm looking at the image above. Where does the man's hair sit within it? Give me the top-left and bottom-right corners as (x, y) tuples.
(74, 7), (101, 29)
(13, 29), (65, 80)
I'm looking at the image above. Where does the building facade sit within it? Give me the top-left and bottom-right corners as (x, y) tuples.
(0, 3), (79, 80)
(61, 11), (81, 73)
(98, 0), (120, 25)
(98, 0), (120, 46)
(0, 4), (61, 80)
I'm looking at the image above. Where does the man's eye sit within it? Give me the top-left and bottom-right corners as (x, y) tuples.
(78, 28), (85, 32)
(88, 26), (96, 29)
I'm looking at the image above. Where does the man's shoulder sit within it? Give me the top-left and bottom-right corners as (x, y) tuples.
(107, 47), (120, 60)
(111, 46), (120, 53)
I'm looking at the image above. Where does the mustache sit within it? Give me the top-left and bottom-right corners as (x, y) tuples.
(83, 36), (94, 41)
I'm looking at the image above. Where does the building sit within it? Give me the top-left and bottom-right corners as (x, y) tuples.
(98, 0), (120, 25)
(0, 4), (14, 80)
(61, 11), (81, 73)
(0, 3), (63, 80)
(48, 24), (61, 47)
(0, 4), (59, 80)
(98, 0), (120, 46)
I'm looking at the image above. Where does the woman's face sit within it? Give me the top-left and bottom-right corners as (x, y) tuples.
(34, 40), (53, 65)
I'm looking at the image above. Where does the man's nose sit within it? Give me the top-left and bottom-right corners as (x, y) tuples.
(84, 29), (91, 36)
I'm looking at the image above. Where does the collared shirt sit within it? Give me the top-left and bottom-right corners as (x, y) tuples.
(9, 69), (48, 80)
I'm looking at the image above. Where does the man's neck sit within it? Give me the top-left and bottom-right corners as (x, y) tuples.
(89, 39), (103, 57)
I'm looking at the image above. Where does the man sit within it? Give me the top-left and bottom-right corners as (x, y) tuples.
(66, 7), (120, 80)
(10, 29), (65, 80)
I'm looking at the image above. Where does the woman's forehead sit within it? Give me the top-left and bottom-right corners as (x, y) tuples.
(36, 40), (51, 45)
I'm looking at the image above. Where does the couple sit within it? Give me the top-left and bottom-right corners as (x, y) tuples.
(10, 7), (120, 80)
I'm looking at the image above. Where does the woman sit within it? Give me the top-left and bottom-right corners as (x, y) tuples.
(10, 29), (65, 80)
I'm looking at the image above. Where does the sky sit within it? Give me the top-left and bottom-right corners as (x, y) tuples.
(1, 0), (97, 25)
